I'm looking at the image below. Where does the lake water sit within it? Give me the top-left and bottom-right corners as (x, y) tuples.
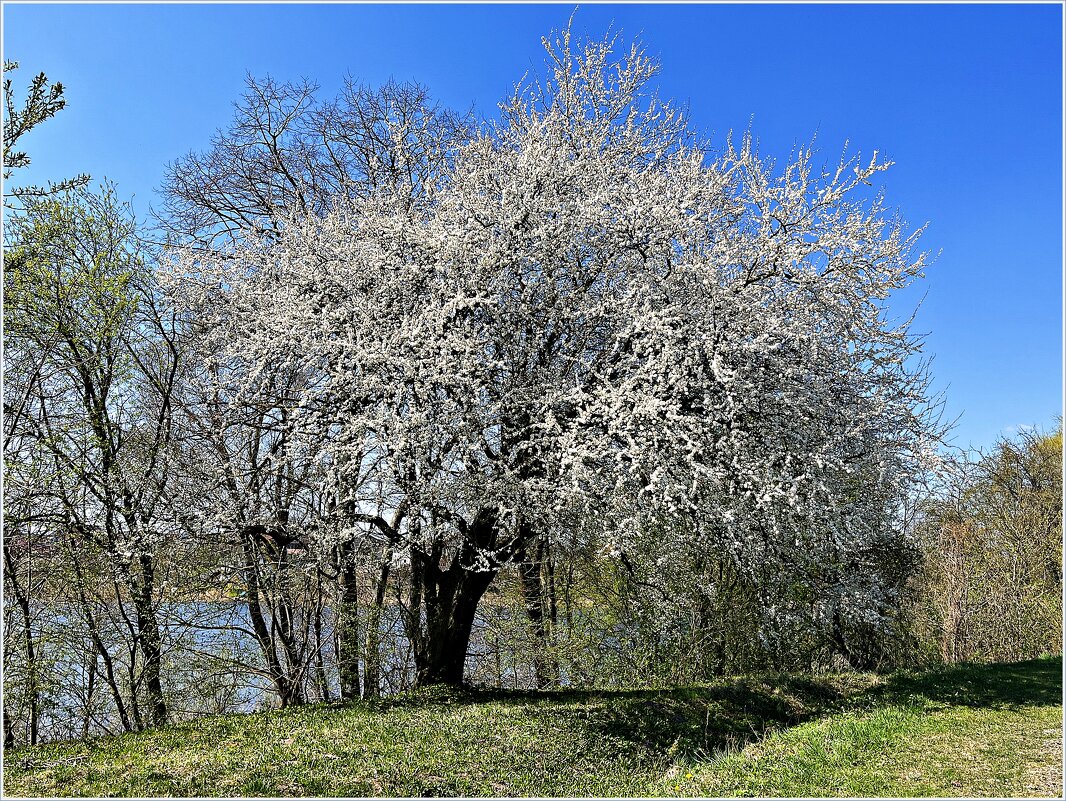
(4, 598), (577, 744)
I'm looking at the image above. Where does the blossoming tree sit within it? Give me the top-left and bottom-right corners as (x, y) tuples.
(165, 27), (939, 686)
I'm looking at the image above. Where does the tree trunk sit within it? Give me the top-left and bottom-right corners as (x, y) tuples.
(241, 535), (303, 706)
(312, 580), (331, 702)
(3, 542), (39, 745)
(363, 547), (392, 698)
(269, 551), (306, 693)
(83, 645), (97, 739)
(132, 554), (168, 726)
(414, 568), (494, 686)
(409, 509), (500, 687)
(68, 545), (134, 732)
(3, 707), (14, 749)
(518, 534), (557, 688)
(336, 540), (361, 701)
(16, 592), (38, 744)
(830, 607), (878, 672)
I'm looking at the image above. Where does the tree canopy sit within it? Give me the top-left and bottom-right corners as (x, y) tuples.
(164, 28), (941, 685)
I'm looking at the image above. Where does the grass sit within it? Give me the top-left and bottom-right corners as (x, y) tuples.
(665, 657), (1063, 798)
(3, 657), (1061, 798)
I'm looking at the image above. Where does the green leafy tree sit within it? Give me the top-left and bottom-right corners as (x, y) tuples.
(4, 184), (180, 735)
(3, 60), (89, 206)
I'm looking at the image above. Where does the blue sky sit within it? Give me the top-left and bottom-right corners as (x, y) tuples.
(3, 3), (1062, 452)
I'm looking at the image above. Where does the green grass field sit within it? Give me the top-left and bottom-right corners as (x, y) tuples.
(3, 657), (1061, 798)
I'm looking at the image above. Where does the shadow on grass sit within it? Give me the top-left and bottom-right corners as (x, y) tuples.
(561, 678), (831, 759)
(582, 656), (1061, 760)
(370, 673), (866, 761)
(371, 655), (1062, 762)
(871, 655), (1062, 712)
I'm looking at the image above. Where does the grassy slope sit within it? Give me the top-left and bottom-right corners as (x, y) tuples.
(668, 658), (1063, 798)
(3, 657), (1061, 798)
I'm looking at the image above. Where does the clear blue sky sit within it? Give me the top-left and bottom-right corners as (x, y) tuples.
(3, 2), (1062, 453)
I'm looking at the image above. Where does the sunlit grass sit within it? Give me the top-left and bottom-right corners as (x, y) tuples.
(667, 657), (1063, 798)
